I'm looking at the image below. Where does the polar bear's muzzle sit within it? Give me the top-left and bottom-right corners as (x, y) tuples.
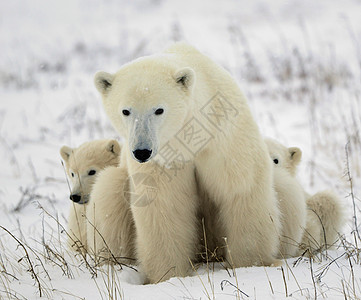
(129, 114), (158, 163)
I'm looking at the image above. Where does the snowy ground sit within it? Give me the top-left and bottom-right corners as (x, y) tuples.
(1, 0), (361, 299)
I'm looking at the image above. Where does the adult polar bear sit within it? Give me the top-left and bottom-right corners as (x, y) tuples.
(94, 43), (281, 283)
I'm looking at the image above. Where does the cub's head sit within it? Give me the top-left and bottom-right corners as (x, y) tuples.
(94, 59), (195, 163)
(60, 139), (121, 204)
(264, 138), (302, 176)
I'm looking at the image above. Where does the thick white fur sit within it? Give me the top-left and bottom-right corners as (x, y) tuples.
(265, 138), (307, 258)
(128, 156), (199, 282)
(87, 165), (136, 265)
(301, 190), (344, 254)
(60, 139), (121, 253)
(94, 43), (281, 283)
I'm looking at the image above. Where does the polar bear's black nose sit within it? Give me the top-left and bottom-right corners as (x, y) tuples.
(70, 194), (81, 203)
(133, 149), (152, 163)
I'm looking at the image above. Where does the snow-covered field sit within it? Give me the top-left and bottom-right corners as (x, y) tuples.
(1, 0), (361, 299)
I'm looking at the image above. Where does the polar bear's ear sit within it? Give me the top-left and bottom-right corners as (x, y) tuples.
(60, 146), (73, 162)
(94, 71), (114, 95)
(174, 67), (195, 91)
(106, 140), (121, 156)
(289, 147), (302, 166)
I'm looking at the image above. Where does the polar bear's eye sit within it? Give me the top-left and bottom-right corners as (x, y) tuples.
(88, 170), (96, 176)
(155, 108), (164, 115)
(273, 159), (279, 164)
(71, 172), (74, 177)
(122, 109), (130, 116)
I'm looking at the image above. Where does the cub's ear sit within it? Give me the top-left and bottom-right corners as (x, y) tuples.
(94, 71), (114, 95)
(106, 139), (121, 156)
(174, 67), (195, 91)
(60, 146), (73, 162)
(289, 147), (302, 166)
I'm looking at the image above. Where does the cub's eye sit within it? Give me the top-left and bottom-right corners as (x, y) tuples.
(155, 108), (164, 115)
(88, 170), (96, 176)
(122, 109), (130, 116)
(71, 172), (74, 177)
(273, 159), (279, 165)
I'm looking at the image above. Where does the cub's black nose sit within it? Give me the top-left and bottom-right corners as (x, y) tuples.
(70, 194), (81, 203)
(133, 149), (152, 163)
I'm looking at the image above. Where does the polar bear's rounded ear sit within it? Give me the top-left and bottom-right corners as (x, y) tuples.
(289, 147), (302, 166)
(94, 71), (114, 95)
(106, 140), (121, 156)
(174, 67), (195, 91)
(60, 146), (73, 162)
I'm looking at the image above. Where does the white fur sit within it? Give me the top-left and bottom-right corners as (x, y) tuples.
(94, 43), (281, 283)
(301, 190), (344, 254)
(87, 165), (136, 265)
(60, 139), (121, 252)
(265, 138), (344, 256)
(265, 138), (307, 258)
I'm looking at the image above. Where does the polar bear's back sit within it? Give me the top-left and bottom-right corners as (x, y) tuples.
(164, 42), (201, 55)
(164, 43), (243, 100)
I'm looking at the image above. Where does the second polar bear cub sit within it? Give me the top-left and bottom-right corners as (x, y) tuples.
(265, 138), (344, 256)
(60, 139), (121, 252)
(265, 138), (306, 258)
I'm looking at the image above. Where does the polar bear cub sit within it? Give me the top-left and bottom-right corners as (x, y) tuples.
(60, 139), (121, 252)
(265, 138), (344, 256)
(265, 138), (307, 258)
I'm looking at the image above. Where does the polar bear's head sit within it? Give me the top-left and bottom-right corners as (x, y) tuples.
(264, 138), (302, 177)
(60, 139), (121, 204)
(94, 59), (195, 163)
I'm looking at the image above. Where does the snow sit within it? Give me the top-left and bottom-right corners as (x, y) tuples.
(1, 0), (361, 299)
